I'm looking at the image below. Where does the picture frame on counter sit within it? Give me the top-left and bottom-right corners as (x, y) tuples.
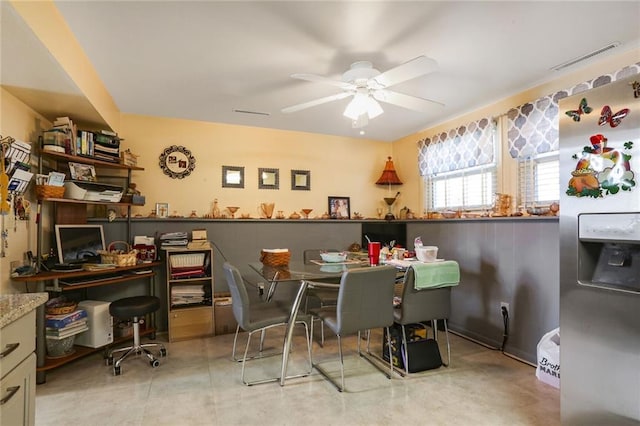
(328, 196), (350, 219)
(156, 202), (169, 218)
(291, 170), (310, 191)
(258, 168), (279, 190)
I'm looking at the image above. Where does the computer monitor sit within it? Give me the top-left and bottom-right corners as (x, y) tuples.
(55, 224), (105, 264)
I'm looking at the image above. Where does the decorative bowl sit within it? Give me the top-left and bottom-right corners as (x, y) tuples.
(320, 252), (348, 263)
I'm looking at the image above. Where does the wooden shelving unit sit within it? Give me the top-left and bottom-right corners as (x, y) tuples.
(164, 244), (214, 342)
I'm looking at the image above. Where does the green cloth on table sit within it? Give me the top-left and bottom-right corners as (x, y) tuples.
(411, 260), (460, 289)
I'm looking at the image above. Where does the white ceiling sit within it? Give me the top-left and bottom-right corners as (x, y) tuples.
(3, 1), (640, 142)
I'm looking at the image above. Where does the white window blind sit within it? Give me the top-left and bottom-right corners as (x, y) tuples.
(427, 167), (496, 211)
(418, 117), (497, 212)
(518, 153), (559, 207)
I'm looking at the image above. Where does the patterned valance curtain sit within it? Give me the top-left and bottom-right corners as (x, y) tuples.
(507, 62), (640, 159)
(417, 117), (495, 177)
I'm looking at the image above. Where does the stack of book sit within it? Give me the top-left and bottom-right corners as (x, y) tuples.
(159, 232), (189, 249)
(171, 285), (206, 307)
(45, 309), (89, 340)
(76, 130), (121, 162)
(50, 116), (77, 155)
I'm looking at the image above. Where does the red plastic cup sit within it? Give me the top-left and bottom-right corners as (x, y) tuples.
(368, 242), (381, 266)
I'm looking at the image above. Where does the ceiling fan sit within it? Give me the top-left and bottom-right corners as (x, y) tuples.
(282, 55), (444, 128)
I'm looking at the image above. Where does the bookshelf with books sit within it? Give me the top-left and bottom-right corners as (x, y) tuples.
(164, 244), (214, 342)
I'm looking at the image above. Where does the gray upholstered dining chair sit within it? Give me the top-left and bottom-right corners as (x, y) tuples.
(308, 265), (397, 392)
(394, 267), (453, 374)
(223, 262), (312, 385)
(303, 248), (340, 347)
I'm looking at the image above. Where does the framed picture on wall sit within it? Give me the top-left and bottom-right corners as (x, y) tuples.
(291, 170), (310, 190)
(328, 196), (350, 219)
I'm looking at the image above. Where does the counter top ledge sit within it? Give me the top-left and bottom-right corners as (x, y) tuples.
(0, 293), (48, 328)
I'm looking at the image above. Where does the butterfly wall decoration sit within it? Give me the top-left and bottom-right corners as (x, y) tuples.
(598, 105), (629, 128)
(565, 98), (592, 122)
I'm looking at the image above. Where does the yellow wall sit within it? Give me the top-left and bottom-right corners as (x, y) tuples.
(121, 114), (395, 219)
(0, 88), (51, 293)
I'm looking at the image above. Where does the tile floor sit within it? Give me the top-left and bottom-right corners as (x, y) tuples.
(35, 328), (560, 425)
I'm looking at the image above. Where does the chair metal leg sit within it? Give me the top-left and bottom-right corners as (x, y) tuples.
(338, 333), (342, 392)
(443, 319), (451, 367)
(232, 324), (241, 361)
(240, 321), (312, 386)
(385, 326), (394, 378)
(401, 324), (410, 376)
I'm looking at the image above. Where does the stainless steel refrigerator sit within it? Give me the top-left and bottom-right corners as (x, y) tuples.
(559, 73), (640, 424)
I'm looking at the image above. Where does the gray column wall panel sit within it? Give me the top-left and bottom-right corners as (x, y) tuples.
(407, 219), (559, 363)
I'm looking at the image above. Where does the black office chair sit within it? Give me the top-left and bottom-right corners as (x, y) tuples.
(394, 267), (453, 374)
(309, 266), (397, 392)
(223, 262), (312, 385)
(107, 296), (167, 376)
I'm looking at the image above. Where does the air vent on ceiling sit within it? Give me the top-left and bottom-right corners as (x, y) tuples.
(551, 42), (621, 71)
(232, 109), (270, 116)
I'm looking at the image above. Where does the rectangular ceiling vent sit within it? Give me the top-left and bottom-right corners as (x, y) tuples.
(551, 42), (621, 71)
(233, 109), (270, 116)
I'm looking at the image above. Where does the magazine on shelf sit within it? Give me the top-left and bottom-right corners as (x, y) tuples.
(45, 309), (87, 328)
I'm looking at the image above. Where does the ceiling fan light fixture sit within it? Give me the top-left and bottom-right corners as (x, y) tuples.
(343, 92), (383, 121)
(367, 97), (383, 119)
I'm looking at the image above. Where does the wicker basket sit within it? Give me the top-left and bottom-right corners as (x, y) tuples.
(170, 253), (205, 268)
(35, 184), (65, 199)
(260, 250), (290, 266)
(99, 241), (138, 266)
(46, 297), (78, 315)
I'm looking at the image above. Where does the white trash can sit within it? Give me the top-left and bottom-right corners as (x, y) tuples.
(536, 327), (560, 388)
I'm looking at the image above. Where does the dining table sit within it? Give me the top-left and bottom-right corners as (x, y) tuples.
(248, 258), (370, 386)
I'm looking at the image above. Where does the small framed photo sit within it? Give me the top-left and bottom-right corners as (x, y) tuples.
(156, 202), (169, 218)
(69, 162), (97, 182)
(328, 196), (350, 219)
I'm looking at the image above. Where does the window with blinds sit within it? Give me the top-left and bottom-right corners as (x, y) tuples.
(517, 153), (559, 208)
(427, 166), (496, 211)
(418, 117), (497, 212)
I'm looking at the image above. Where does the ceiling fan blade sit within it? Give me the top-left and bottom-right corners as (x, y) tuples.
(291, 73), (355, 90)
(282, 92), (352, 113)
(373, 56), (438, 88)
(373, 89), (444, 112)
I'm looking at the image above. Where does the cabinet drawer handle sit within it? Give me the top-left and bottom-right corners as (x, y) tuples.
(0, 342), (19, 359)
(0, 386), (20, 405)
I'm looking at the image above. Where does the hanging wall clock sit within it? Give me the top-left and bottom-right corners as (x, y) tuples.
(159, 145), (196, 179)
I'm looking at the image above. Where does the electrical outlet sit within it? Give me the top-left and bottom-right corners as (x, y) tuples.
(500, 302), (510, 315)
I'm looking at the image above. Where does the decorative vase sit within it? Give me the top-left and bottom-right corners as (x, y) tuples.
(212, 199), (221, 218)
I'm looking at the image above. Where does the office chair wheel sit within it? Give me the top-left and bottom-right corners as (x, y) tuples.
(150, 359), (160, 368)
(113, 366), (122, 376)
(160, 348), (167, 357)
(106, 356), (114, 366)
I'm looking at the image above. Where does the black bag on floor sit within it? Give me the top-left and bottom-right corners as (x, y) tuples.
(383, 323), (443, 373)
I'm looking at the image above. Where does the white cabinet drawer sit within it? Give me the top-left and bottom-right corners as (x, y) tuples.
(0, 352), (36, 426)
(0, 311), (35, 380)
